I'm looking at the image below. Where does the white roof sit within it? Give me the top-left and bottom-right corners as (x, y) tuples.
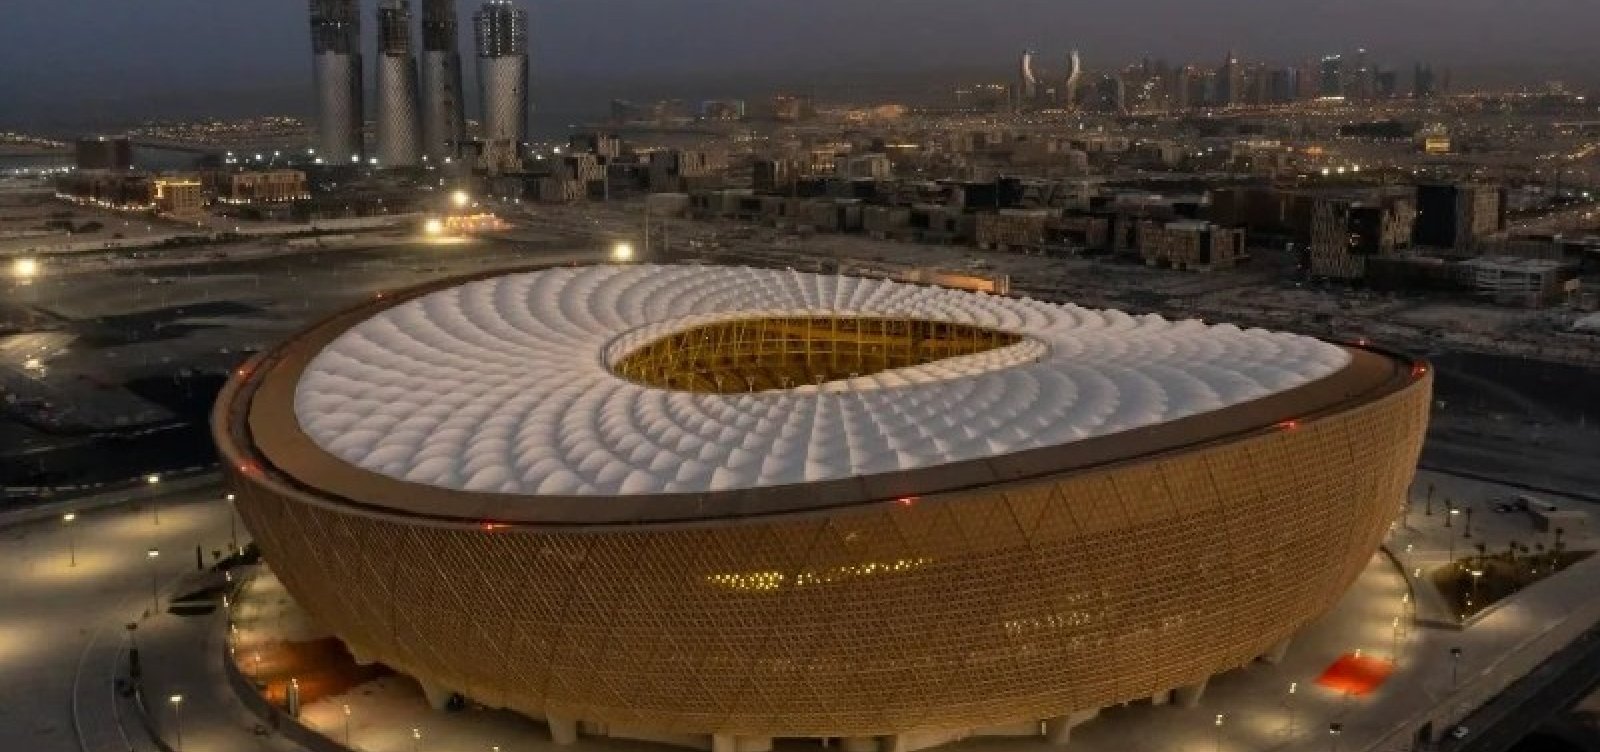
(294, 265), (1350, 497)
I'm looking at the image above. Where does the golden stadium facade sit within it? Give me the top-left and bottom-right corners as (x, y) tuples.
(215, 265), (1431, 750)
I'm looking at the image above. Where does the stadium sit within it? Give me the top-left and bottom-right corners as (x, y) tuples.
(214, 264), (1431, 751)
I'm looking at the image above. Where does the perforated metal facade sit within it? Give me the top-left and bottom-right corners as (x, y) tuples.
(310, 0), (363, 163)
(216, 270), (1431, 740)
(475, 1), (529, 172)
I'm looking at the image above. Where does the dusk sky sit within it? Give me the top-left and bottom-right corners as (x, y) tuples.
(3, 0), (1597, 128)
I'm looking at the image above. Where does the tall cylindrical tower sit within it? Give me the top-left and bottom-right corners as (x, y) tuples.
(375, 0), (422, 168)
(1018, 50), (1039, 105)
(1064, 50), (1084, 110)
(309, 0), (364, 164)
(421, 0), (466, 162)
(475, 0), (530, 173)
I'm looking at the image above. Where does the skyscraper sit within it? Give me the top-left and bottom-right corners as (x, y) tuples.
(1319, 55), (1345, 99)
(1217, 50), (1242, 108)
(375, 0), (422, 168)
(309, 0), (364, 164)
(1018, 50), (1040, 107)
(1063, 50), (1084, 110)
(421, 0), (466, 162)
(475, 0), (530, 173)
(1092, 74), (1126, 114)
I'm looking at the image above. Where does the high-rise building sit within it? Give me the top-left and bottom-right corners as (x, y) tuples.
(475, 0), (531, 173)
(1018, 50), (1040, 106)
(1319, 55), (1345, 99)
(1296, 60), (1321, 100)
(1413, 63), (1438, 98)
(1217, 50), (1242, 107)
(421, 0), (467, 162)
(309, 0), (364, 164)
(1063, 50), (1084, 109)
(1091, 74), (1126, 114)
(1267, 67), (1298, 104)
(75, 136), (133, 171)
(375, 0), (422, 168)
(1351, 48), (1375, 100)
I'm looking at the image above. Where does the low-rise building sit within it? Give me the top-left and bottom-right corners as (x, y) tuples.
(1414, 183), (1504, 250)
(152, 177), (204, 218)
(1458, 256), (1579, 307)
(1138, 220), (1246, 270)
(56, 170), (154, 211)
(1308, 194), (1416, 280)
(213, 170), (309, 204)
(976, 209), (1052, 252)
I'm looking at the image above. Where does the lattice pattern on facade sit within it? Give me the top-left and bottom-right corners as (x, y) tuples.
(218, 286), (1431, 739)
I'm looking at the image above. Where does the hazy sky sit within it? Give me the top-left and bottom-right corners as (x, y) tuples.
(3, 0), (1597, 128)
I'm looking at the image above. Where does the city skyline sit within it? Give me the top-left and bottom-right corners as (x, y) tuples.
(3, 0), (1600, 129)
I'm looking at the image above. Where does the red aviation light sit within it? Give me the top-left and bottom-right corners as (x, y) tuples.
(896, 497), (918, 507)
(481, 522), (509, 532)
(1411, 362), (1429, 378)
(1276, 419), (1300, 431)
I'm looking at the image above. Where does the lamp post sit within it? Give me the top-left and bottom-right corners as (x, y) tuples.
(1463, 507), (1474, 539)
(1328, 722), (1343, 752)
(1448, 522), (1459, 567)
(1446, 503), (1457, 529)
(413, 727), (423, 752)
(226, 492), (239, 553)
(1214, 713), (1224, 752)
(168, 694), (185, 751)
(1425, 482), (1435, 515)
(62, 513), (77, 567)
(146, 548), (161, 614)
(1392, 616), (1403, 661)
(146, 474), (162, 525)
(343, 703), (352, 744)
(1287, 681), (1298, 738)
(1469, 569), (1484, 609)
(1450, 646), (1463, 687)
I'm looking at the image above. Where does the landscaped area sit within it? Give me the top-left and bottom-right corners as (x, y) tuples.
(1431, 535), (1592, 621)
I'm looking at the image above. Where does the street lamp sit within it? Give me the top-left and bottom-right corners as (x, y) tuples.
(413, 727), (423, 752)
(1463, 507), (1474, 539)
(146, 548), (161, 614)
(612, 242), (635, 263)
(168, 694), (185, 751)
(1328, 722), (1343, 752)
(1450, 646), (1463, 687)
(226, 492), (240, 553)
(343, 704), (352, 744)
(1214, 713), (1224, 752)
(146, 474), (162, 526)
(424, 218), (445, 236)
(451, 190), (470, 209)
(1446, 504), (1458, 528)
(1286, 681), (1298, 738)
(62, 513), (77, 567)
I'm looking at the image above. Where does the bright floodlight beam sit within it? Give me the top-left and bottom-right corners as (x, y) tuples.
(611, 242), (635, 263)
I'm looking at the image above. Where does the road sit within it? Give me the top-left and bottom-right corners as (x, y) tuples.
(0, 481), (304, 752)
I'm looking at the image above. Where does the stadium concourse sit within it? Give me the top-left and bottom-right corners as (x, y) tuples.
(214, 264), (1432, 751)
